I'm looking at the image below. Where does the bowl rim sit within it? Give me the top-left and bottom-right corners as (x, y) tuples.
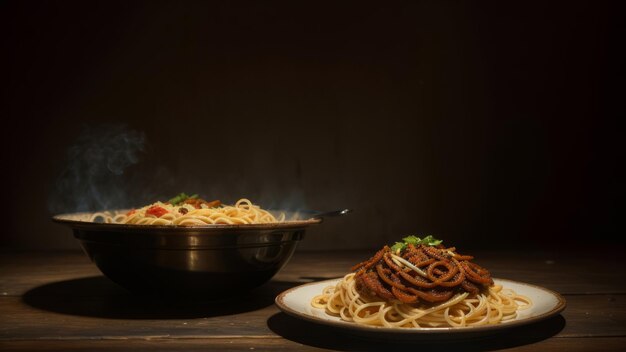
(52, 210), (323, 233)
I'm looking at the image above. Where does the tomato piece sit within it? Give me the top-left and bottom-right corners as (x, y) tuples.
(146, 205), (168, 218)
(126, 209), (137, 216)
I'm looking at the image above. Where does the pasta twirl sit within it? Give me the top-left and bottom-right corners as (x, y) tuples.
(311, 236), (532, 328)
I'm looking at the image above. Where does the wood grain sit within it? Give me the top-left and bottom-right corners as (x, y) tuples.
(1, 337), (625, 352)
(2, 250), (625, 295)
(0, 294), (624, 339)
(0, 250), (624, 351)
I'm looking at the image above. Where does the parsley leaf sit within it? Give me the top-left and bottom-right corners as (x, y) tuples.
(391, 242), (406, 252)
(421, 235), (443, 246)
(168, 192), (198, 206)
(391, 235), (443, 253)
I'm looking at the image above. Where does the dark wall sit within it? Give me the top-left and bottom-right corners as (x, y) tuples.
(2, 1), (623, 251)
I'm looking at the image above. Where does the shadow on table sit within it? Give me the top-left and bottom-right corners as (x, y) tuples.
(267, 312), (566, 351)
(22, 276), (299, 320)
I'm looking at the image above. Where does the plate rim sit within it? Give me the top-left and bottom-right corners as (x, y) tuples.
(275, 277), (567, 335)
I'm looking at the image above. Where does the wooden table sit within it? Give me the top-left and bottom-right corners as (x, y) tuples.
(0, 249), (624, 351)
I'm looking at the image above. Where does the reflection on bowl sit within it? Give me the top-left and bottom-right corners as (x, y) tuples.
(53, 211), (322, 298)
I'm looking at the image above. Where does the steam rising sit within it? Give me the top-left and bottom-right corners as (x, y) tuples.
(49, 124), (147, 214)
(49, 124), (311, 217)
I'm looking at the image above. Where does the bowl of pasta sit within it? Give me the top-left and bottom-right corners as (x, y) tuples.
(53, 194), (346, 298)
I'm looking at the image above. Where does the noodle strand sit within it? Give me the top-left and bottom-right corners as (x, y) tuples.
(312, 273), (532, 328)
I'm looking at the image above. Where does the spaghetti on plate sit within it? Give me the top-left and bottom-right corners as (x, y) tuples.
(311, 236), (532, 328)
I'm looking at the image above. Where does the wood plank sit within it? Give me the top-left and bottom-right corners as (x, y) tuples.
(0, 285), (285, 339)
(0, 251), (100, 296)
(2, 250), (626, 296)
(0, 293), (624, 339)
(0, 336), (625, 352)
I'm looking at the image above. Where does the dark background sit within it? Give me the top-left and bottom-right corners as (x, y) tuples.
(1, 1), (623, 251)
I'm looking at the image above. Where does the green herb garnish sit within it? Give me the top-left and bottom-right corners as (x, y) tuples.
(390, 235), (442, 253)
(168, 192), (198, 205)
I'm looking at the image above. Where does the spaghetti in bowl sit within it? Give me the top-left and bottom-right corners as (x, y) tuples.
(56, 195), (318, 228)
(52, 195), (327, 297)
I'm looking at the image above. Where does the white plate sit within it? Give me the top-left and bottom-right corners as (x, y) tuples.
(275, 278), (566, 339)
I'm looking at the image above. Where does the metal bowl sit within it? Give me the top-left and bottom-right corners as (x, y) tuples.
(52, 210), (334, 298)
